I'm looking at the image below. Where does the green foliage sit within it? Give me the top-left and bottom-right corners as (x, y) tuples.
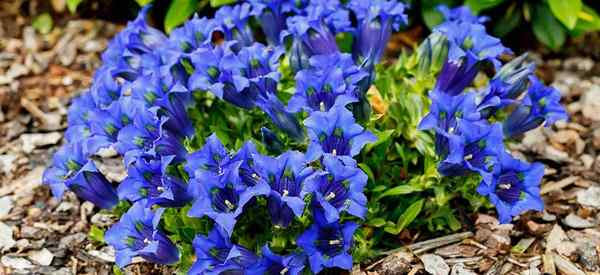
(548, 0), (582, 29)
(32, 13), (53, 34)
(465, 0), (505, 13)
(135, 0), (154, 6)
(532, 2), (567, 51)
(66, 0), (83, 13)
(88, 225), (106, 244)
(165, 0), (202, 33)
(210, 0), (237, 7)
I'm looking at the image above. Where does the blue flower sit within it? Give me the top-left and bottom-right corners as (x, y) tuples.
(105, 201), (179, 267)
(433, 56), (480, 96)
(86, 97), (140, 154)
(231, 141), (263, 187)
(250, 0), (289, 45)
(189, 227), (262, 275)
(215, 3), (255, 47)
(118, 155), (192, 207)
(419, 90), (481, 160)
(260, 127), (285, 154)
(65, 92), (96, 143)
(168, 15), (220, 53)
(90, 66), (122, 108)
(503, 76), (568, 137)
(259, 246), (306, 275)
(188, 42), (256, 109)
(305, 156), (367, 223)
(256, 93), (305, 140)
(304, 107), (376, 162)
(437, 5), (489, 24)
(348, 0), (407, 70)
(288, 53), (368, 113)
(253, 151), (314, 228)
(478, 54), (535, 117)
(296, 221), (357, 273)
(434, 21), (511, 66)
(43, 142), (118, 209)
(187, 155), (270, 236)
(437, 121), (504, 183)
(184, 133), (231, 179)
(285, 13), (341, 71)
(477, 152), (544, 223)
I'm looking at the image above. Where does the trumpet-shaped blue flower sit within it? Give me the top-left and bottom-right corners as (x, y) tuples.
(256, 93), (305, 140)
(288, 53), (368, 113)
(105, 201), (179, 267)
(285, 15), (339, 72)
(184, 133), (231, 179)
(434, 56), (480, 96)
(187, 159), (270, 236)
(43, 142), (119, 209)
(86, 97), (140, 154)
(477, 152), (544, 223)
(261, 127), (285, 154)
(189, 227), (262, 275)
(304, 107), (376, 162)
(118, 155), (192, 207)
(90, 66), (123, 108)
(297, 221), (357, 273)
(348, 0), (407, 70)
(503, 76), (568, 137)
(259, 246), (306, 275)
(434, 21), (510, 66)
(65, 92), (96, 143)
(250, 0), (289, 45)
(305, 156), (367, 223)
(231, 141), (263, 187)
(216, 3), (255, 47)
(253, 151), (314, 228)
(438, 5), (489, 24)
(169, 15), (220, 53)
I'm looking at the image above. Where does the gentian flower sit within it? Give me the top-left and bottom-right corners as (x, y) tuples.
(86, 97), (140, 154)
(215, 3), (255, 47)
(236, 43), (284, 98)
(105, 201), (179, 267)
(433, 56), (479, 96)
(304, 107), (376, 162)
(118, 155), (192, 207)
(189, 227), (262, 275)
(168, 15), (220, 53)
(260, 127), (285, 154)
(187, 156), (270, 236)
(503, 76), (568, 137)
(231, 141), (263, 187)
(419, 90), (480, 162)
(305, 156), (367, 223)
(434, 21), (511, 66)
(188, 42), (256, 109)
(437, 5), (489, 24)
(256, 93), (305, 140)
(348, 0), (407, 70)
(89, 66), (122, 108)
(253, 151), (314, 228)
(288, 53), (368, 113)
(184, 133), (232, 180)
(43, 142), (118, 209)
(259, 246), (306, 275)
(65, 92), (96, 143)
(250, 0), (289, 45)
(477, 152), (544, 223)
(296, 221), (358, 273)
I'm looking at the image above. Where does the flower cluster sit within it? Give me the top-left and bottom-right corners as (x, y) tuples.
(44, 0), (405, 273)
(419, 6), (568, 223)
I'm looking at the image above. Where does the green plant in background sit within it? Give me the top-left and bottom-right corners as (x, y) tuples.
(418, 0), (600, 50)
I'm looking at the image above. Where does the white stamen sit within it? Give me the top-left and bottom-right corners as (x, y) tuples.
(143, 238), (151, 244)
(464, 154), (473, 161)
(282, 190), (289, 197)
(224, 199), (235, 210)
(325, 192), (336, 201)
(157, 186), (165, 192)
(252, 173), (260, 179)
(320, 102), (326, 112)
(498, 183), (512, 190)
(280, 267), (289, 275)
(332, 149), (337, 156)
(328, 239), (341, 245)
(448, 127), (455, 134)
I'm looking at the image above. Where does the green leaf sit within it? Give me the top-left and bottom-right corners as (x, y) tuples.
(113, 265), (124, 275)
(571, 5), (600, 36)
(465, 0), (505, 13)
(532, 3), (566, 50)
(88, 225), (105, 244)
(32, 13), (53, 34)
(66, 0), (83, 13)
(377, 185), (421, 200)
(135, 0), (153, 6)
(165, 0), (199, 33)
(368, 218), (387, 228)
(548, 0), (582, 29)
(420, 0), (458, 29)
(358, 163), (374, 182)
(384, 199), (424, 234)
(210, 0), (236, 7)
(492, 2), (522, 37)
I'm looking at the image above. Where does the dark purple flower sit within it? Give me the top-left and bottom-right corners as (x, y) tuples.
(43, 142), (118, 209)
(285, 15), (339, 72)
(304, 107), (376, 162)
(305, 156), (367, 223)
(253, 151), (314, 228)
(105, 201), (179, 267)
(477, 152), (544, 223)
(296, 221), (357, 273)
(189, 227), (262, 275)
(118, 155), (192, 207)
